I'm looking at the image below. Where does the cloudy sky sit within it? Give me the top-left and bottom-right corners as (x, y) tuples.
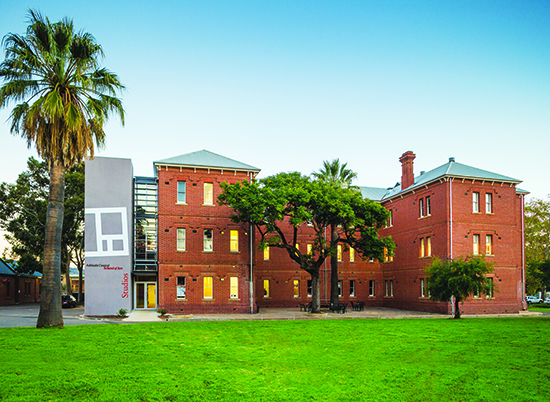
(1, 1), (549, 250)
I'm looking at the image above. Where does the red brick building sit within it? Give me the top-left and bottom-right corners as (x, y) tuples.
(150, 150), (527, 316)
(0, 258), (41, 306)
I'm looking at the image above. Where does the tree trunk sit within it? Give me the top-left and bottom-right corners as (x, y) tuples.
(310, 269), (321, 313)
(330, 224), (340, 308)
(453, 296), (461, 319)
(36, 164), (66, 328)
(64, 252), (71, 296)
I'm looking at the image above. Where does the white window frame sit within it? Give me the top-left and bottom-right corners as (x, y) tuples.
(177, 181), (186, 204)
(486, 193), (493, 214)
(203, 229), (213, 252)
(473, 192), (480, 213)
(369, 280), (375, 297)
(203, 182), (213, 205)
(230, 277), (238, 299)
(177, 228), (186, 251)
(177, 276), (186, 299)
(473, 234), (480, 255)
(230, 230), (239, 252)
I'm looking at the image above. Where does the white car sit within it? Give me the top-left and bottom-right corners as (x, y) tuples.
(544, 297), (550, 304)
(526, 296), (543, 304)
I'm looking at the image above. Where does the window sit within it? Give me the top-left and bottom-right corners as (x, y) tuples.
(230, 230), (238, 252)
(426, 196), (431, 216)
(350, 280), (356, 297)
(6, 281), (10, 298)
(369, 257), (374, 263)
(338, 280), (343, 297)
(177, 276), (186, 299)
(420, 238), (425, 257)
(307, 244), (312, 255)
(204, 182), (213, 205)
(203, 229), (213, 252)
(307, 280), (312, 297)
(473, 192), (480, 213)
(177, 228), (186, 251)
(473, 286), (480, 298)
(293, 280), (299, 297)
(473, 234), (480, 255)
(264, 247), (270, 260)
(486, 277), (493, 298)
(426, 236), (431, 257)
(385, 280), (389, 297)
(230, 277), (238, 299)
(203, 276), (213, 299)
(486, 193), (493, 214)
(369, 280), (375, 297)
(384, 247), (393, 262)
(419, 198), (425, 217)
(337, 245), (342, 262)
(263, 279), (270, 298)
(349, 247), (355, 262)
(177, 181), (186, 203)
(420, 278), (426, 297)
(390, 280), (394, 297)
(486, 235), (493, 255)
(388, 209), (393, 227)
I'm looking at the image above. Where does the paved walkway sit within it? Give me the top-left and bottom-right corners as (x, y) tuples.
(119, 306), (541, 324)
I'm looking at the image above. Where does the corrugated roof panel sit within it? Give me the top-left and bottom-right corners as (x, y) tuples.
(154, 150), (260, 171)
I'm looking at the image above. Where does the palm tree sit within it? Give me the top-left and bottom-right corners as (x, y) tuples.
(312, 159), (357, 309)
(0, 10), (124, 327)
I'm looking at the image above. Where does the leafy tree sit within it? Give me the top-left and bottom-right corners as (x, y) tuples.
(218, 172), (393, 313)
(425, 256), (495, 319)
(0, 157), (85, 301)
(312, 159), (358, 308)
(526, 259), (550, 298)
(0, 10), (124, 327)
(525, 196), (550, 262)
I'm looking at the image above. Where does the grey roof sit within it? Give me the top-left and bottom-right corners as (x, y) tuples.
(0, 259), (15, 276)
(382, 158), (521, 200)
(359, 186), (389, 202)
(154, 150), (260, 172)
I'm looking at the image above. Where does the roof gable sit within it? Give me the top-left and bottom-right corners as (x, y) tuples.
(154, 150), (260, 172)
(0, 259), (15, 276)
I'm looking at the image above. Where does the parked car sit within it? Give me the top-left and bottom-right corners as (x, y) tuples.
(62, 295), (77, 308)
(526, 296), (543, 304)
(544, 298), (550, 304)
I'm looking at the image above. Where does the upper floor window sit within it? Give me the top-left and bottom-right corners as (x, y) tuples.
(204, 182), (213, 205)
(203, 229), (213, 252)
(419, 198), (425, 217)
(426, 196), (431, 216)
(230, 230), (239, 252)
(337, 245), (342, 262)
(473, 192), (480, 213)
(177, 228), (186, 251)
(349, 247), (355, 262)
(486, 193), (493, 214)
(473, 234), (480, 255)
(307, 244), (312, 255)
(388, 209), (393, 227)
(230, 277), (239, 299)
(264, 247), (270, 260)
(177, 181), (186, 203)
(486, 235), (493, 255)
(426, 236), (431, 257)
(420, 238), (425, 258)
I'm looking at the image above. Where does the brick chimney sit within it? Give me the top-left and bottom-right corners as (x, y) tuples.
(399, 151), (416, 190)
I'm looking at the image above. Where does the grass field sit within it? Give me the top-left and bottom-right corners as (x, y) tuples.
(1, 318), (548, 401)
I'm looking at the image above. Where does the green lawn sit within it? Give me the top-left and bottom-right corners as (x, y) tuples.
(1, 318), (548, 402)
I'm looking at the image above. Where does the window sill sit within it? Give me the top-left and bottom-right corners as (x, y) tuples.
(485, 213), (494, 215)
(202, 204), (215, 207)
(229, 298), (241, 301)
(230, 251), (240, 254)
(176, 250), (187, 253)
(175, 202), (187, 206)
(418, 215), (431, 220)
(485, 254), (494, 257)
(419, 256), (432, 259)
(202, 251), (214, 254)
(202, 298), (215, 301)
(175, 298), (187, 302)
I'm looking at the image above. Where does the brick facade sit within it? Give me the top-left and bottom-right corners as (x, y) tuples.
(153, 151), (526, 315)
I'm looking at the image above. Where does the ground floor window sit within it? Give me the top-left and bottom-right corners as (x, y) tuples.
(486, 277), (493, 298)
(177, 276), (186, 299)
(263, 279), (270, 298)
(369, 280), (375, 297)
(420, 278), (426, 298)
(203, 276), (213, 299)
(350, 280), (355, 297)
(307, 280), (312, 297)
(338, 280), (343, 297)
(293, 280), (299, 297)
(230, 277), (239, 299)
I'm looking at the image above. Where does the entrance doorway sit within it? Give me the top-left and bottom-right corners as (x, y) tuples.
(135, 282), (156, 309)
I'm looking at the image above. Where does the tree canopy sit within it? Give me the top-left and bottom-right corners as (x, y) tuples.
(218, 172), (394, 313)
(0, 10), (124, 327)
(425, 256), (495, 319)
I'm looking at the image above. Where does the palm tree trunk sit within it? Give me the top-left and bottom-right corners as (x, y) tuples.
(37, 164), (66, 328)
(330, 224), (340, 309)
(310, 270), (321, 313)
